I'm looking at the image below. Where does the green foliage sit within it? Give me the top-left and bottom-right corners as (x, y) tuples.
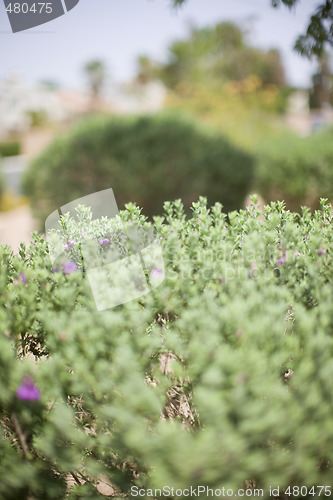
(136, 21), (289, 151)
(309, 55), (333, 109)
(255, 127), (333, 210)
(0, 141), (21, 157)
(26, 110), (48, 128)
(83, 59), (106, 100)
(165, 79), (289, 151)
(22, 112), (254, 225)
(172, 0), (333, 57)
(293, 0), (333, 57)
(0, 168), (5, 199)
(1, 197), (333, 497)
(148, 21), (286, 89)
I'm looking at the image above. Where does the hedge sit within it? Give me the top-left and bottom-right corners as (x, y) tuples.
(0, 141), (21, 157)
(22, 112), (254, 225)
(1, 197), (333, 498)
(255, 127), (333, 210)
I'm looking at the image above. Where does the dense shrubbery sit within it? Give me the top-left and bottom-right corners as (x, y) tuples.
(0, 141), (21, 157)
(255, 127), (333, 210)
(22, 112), (254, 225)
(1, 197), (333, 498)
(0, 168), (5, 200)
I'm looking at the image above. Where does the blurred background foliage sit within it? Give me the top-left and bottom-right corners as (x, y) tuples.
(2, 16), (333, 218)
(136, 21), (290, 150)
(0, 141), (21, 158)
(172, 0), (333, 57)
(22, 112), (254, 226)
(255, 125), (333, 210)
(20, 19), (333, 218)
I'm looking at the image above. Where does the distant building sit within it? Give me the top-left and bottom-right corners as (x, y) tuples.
(0, 75), (69, 139)
(0, 75), (166, 140)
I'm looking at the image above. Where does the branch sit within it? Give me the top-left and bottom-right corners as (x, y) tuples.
(10, 413), (30, 459)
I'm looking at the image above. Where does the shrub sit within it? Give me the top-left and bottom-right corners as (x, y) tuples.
(255, 127), (333, 210)
(0, 141), (21, 157)
(22, 112), (254, 225)
(0, 168), (5, 200)
(1, 197), (333, 497)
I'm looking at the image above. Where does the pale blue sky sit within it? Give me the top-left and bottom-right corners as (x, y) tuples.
(0, 0), (319, 89)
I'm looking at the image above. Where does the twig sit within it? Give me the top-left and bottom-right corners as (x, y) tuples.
(70, 471), (82, 486)
(10, 413), (30, 458)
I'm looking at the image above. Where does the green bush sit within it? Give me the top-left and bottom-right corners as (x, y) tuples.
(1, 197), (333, 498)
(22, 112), (254, 225)
(0, 167), (5, 199)
(0, 141), (21, 157)
(255, 127), (333, 210)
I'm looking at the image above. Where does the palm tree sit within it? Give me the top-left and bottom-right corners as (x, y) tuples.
(83, 59), (106, 106)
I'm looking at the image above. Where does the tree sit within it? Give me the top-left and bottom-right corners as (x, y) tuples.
(134, 22), (288, 150)
(309, 53), (333, 108)
(83, 59), (106, 102)
(148, 21), (286, 89)
(171, 0), (333, 57)
(136, 55), (158, 84)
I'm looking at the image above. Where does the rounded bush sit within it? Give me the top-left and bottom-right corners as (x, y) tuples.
(255, 127), (333, 210)
(22, 112), (254, 224)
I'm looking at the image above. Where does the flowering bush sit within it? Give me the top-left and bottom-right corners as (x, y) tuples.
(1, 197), (333, 498)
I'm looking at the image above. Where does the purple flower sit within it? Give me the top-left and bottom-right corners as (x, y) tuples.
(318, 248), (327, 256)
(17, 376), (40, 401)
(63, 261), (78, 274)
(170, 227), (174, 232)
(64, 240), (74, 251)
(19, 272), (28, 284)
(14, 273), (28, 285)
(99, 237), (110, 245)
(151, 268), (162, 279)
(276, 255), (287, 266)
(294, 250), (300, 257)
(121, 232), (126, 239)
(52, 267), (58, 273)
